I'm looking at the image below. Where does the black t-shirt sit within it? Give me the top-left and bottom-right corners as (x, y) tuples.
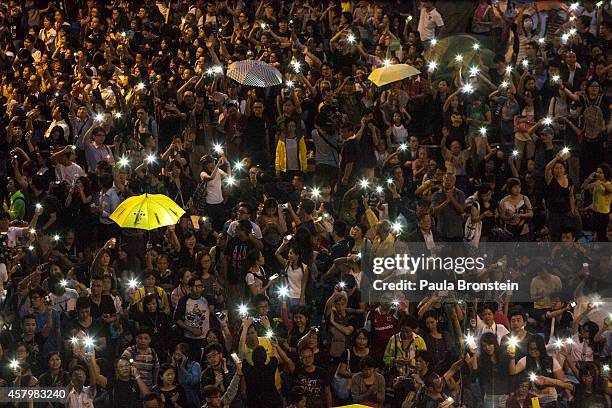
(242, 357), (283, 408)
(242, 115), (268, 152)
(88, 295), (117, 319)
(106, 378), (142, 408)
(290, 366), (330, 408)
(340, 139), (360, 181)
(225, 237), (255, 285)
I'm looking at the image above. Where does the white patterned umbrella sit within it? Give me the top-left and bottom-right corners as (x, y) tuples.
(227, 60), (283, 87)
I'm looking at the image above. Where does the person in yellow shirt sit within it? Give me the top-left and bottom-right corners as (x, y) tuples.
(582, 164), (612, 241)
(383, 315), (427, 376)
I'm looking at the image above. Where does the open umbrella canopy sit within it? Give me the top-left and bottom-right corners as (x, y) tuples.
(368, 64), (420, 87)
(227, 60), (283, 87)
(110, 193), (185, 230)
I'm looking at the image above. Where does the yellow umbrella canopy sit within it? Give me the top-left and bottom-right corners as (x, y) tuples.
(368, 63), (421, 87)
(110, 193), (185, 230)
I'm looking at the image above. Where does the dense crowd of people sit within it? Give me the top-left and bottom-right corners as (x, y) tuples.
(0, 0), (611, 407)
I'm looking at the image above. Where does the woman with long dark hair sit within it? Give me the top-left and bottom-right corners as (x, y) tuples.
(468, 332), (508, 408)
(423, 313), (456, 375)
(243, 249), (277, 298)
(509, 335), (571, 406)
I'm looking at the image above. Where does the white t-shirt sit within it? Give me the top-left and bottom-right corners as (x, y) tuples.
(285, 262), (306, 299)
(55, 162), (85, 185)
(49, 288), (79, 313)
(200, 168), (227, 205)
(476, 319), (510, 345)
(246, 267), (267, 295)
(227, 220), (263, 239)
(418, 7), (444, 41)
(285, 138), (299, 171)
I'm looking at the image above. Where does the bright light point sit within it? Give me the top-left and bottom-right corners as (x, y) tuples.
(501, 81), (509, 88)
(569, 16), (576, 21)
(28, 245), (34, 251)
(357, 252), (362, 258)
(311, 187), (321, 198)
(505, 66), (512, 74)
(561, 147), (570, 155)
(479, 127), (487, 136)
(521, 59), (529, 68)
(569, 2), (580, 11)
(121, 32), (126, 37)
(430, 38), (438, 46)
(212, 65), (223, 74)
(552, 75), (560, 82)
(145, 154), (156, 163)
(35, 203), (42, 210)
(128, 278), (139, 289)
(469, 66), (480, 77)
(569, 28), (577, 36)
(238, 304), (248, 316)
(53, 234), (60, 241)
(233, 161), (244, 171)
(113, 112), (122, 119)
(347, 34), (356, 44)
(603, 364), (610, 371)
(454, 54), (463, 63)
(398, 143), (408, 151)
(359, 179), (369, 189)
(462, 83), (474, 94)
(9, 359), (19, 370)
(60, 279), (68, 287)
(118, 157), (130, 167)
(260, 22), (267, 29)
(213, 144), (223, 154)
(291, 60), (301, 73)
(529, 372), (537, 382)
(543, 117), (553, 125)
(391, 221), (403, 233)
(565, 337), (574, 345)
(596, 1), (603, 6)
(383, 59), (392, 67)
(465, 334), (476, 348)
(392, 299), (400, 306)
(338, 281), (346, 289)
(386, 178), (394, 185)
(472, 43), (480, 50)
(30, 228), (37, 234)
(278, 286), (288, 297)
(265, 330), (274, 339)
(286, 80), (294, 88)
(562, 33), (570, 42)
(136, 82), (146, 91)
(508, 336), (519, 348)
(206, 68), (214, 75)
(554, 338), (564, 348)
(427, 60), (438, 72)
(83, 336), (94, 348)
(225, 175), (236, 186)
(94, 113), (104, 122)
(406, 15), (413, 22)
(70, 337), (79, 345)
(538, 37), (545, 44)
(512, 150), (519, 157)
(375, 186), (383, 194)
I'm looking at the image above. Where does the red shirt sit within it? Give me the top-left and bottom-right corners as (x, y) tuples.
(366, 308), (398, 361)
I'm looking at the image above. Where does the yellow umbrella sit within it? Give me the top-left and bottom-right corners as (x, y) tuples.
(110, 193), (185, 230)
(368, 63), (421, 87)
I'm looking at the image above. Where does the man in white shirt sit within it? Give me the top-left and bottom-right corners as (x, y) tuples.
(417, 0), (444, 42)
(226, 203), (263, 240)
(51, 146), (85, 185)
(65, 355), (97, 408)
(476, 303), (510, 346)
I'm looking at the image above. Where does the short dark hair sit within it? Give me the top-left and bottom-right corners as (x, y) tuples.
(142, 392), (163, 404)
(508, 307), (526, 322)
(333, 220), (347, 237)
(188, 277), (202, 287)
(253, 293), (269, 306)
(299, 198), (315, 215)
(203, 385), (221, 399)
(237, 219), (252, 234)
(204, 343), (223, 357)
(76, 296), (90, 311)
